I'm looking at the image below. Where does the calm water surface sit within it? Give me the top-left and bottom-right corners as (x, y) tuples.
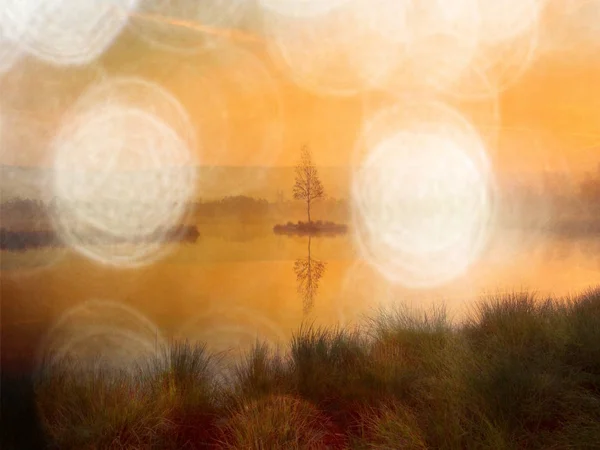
(2, 222), (600, 371)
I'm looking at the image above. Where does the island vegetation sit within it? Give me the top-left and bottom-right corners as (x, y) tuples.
(23, 288), (600, 449)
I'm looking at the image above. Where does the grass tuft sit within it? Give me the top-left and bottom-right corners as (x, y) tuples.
(216, 395), (343, 449)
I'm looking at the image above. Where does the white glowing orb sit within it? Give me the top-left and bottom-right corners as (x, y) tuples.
(263, 0), (412, 96)
(48, 327), (161, 372)
(260, 0), (541, 99)
(434, 0), (542, 99)
(357, 133), (485, 253)
(262, 0), (481, 96)
(346, 0), (413, 88)
(476, 0), (544, 46)
(131, 0), (250, 53)
(401, 0), (480, 93)
(263, 4), (366, 96)
(258, 0), (350, 18)
(0, 62), (106, 167)
(575, 0), (600, 43)
(352, 106), (493, 288)
(37, 300), (165, 373)
(541, 0), (600, 56)
(452, 28), (538, 100)
(70, 76), (197, 153)
(51, 104), (197, 268)
(0, 29), (23, 74)
(1, 0), (138, 66)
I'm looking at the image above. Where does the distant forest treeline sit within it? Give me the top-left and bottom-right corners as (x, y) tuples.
(0, 196), (349, 251)
(190, 195), (349, 222)
(0, 195), (350, 219)
(0, 225), (200, 252)
(501, 168), (600, 206)
(2, 168), (600, 232)
(1, 198), (49, 217)
(580, 170), (600, 205)
(498, 168), (600, 229)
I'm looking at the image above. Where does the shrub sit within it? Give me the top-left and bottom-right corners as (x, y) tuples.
(230, 342), (290, 403)
(35, 359), (171, 449)
(147, 342), (222, 449)
(289, 325), (370, 406)
(361, 403), (427, 450)
(216, 395), (341, 450)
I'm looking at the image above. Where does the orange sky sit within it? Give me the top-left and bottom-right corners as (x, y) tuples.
(103, 37), (600, 172)
(498, 54), (600, 173)
(1, 2), (599, 176)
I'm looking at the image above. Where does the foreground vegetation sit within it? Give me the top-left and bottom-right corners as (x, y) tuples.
(35, 289), (600, 449)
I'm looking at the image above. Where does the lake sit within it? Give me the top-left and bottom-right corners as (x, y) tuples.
(2, 221), (600, 373)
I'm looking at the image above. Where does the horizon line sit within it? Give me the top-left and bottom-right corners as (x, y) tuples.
(1, 163), (597, 174)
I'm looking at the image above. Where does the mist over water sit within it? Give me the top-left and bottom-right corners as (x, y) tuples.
(1, 0), (600, 377)
(2, 203), (600, 372)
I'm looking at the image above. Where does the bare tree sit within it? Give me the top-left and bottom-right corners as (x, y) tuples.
(293, 144), (325, 223)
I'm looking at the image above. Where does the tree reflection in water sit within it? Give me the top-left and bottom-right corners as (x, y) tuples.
(294, 236), (327, 313)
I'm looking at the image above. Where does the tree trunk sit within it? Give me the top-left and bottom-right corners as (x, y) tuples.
(307, 199), (311, 223)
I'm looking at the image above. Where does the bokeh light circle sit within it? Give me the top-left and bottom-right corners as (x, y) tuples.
(262, 0), (544, 99)
(1, 0), (139, 66)
(438, 0), (544, 100)
(69, 76), (197, 153)
(262, 0), (413, 97)
(476, 0), (545, 46)
(360, 88), (501, 162)
(178, 306), (287, 353)
(355, 132), (487, 254)
(0, 30), (23, 75)
(50, 102), (197, 268)
(0, 60), (106, 167)
(36, 299), (165, 374)
(176, 305), (287, 378)
(351, 100), (495, 288)
(539, 0), (600, 58)
(396, 0), (481, 94)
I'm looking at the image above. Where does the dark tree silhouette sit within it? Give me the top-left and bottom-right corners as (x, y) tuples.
(294, 236), (326, 313)
(293, 144), (324, 223)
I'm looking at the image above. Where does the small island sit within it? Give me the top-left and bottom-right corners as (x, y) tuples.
(273, 144), (348, 237)
(273, 220), (348, 236)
